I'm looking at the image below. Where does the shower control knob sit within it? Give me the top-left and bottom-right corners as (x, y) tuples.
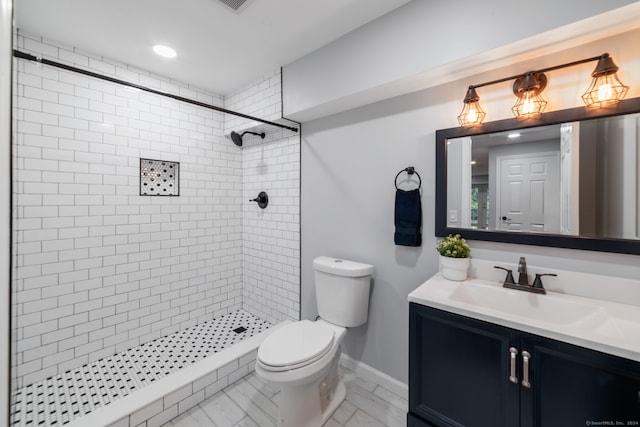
(250, 191), (269, 209)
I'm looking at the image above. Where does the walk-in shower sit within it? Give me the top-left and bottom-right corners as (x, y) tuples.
(11, 31), (300, 426)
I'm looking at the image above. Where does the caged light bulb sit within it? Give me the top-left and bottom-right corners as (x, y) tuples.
(597, 81), (613, 102)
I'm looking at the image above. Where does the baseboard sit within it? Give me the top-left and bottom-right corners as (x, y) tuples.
(339, 353), (408, 400)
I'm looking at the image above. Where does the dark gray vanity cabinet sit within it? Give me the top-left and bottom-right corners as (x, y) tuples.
(520, 334), (640, 427)
(408, 302), (520, 426)
(408, 303), (640, 427)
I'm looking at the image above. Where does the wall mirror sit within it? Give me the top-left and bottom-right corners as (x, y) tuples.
(435, 97), (640, 255)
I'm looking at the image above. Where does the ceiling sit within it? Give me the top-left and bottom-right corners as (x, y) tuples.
(14, 0), (411, 96)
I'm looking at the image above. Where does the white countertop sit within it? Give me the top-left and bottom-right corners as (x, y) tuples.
(408, 274), (640, 363)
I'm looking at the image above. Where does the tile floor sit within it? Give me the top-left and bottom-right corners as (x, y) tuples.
(11, 310), (270, 426)
(164, 365), (407, 427)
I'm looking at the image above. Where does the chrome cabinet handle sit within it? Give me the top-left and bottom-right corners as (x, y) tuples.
(522, 351), (531, 388)
(509, 347), (518, 384)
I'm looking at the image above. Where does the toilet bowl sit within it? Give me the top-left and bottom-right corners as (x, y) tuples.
(255, 319), (346, 427)
(255, 256), (374, 427)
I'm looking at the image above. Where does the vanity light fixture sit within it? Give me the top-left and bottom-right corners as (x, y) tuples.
(511, 72), (548, 119)
(582, 54), (629, 108)
(457, 86), (486, 127)
(457, 53), (629, 127)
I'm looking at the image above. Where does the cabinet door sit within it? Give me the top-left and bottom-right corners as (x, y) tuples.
(521, 334), (640, 427)
(408, 412), (437, 426)
(409, 303), (520, 427)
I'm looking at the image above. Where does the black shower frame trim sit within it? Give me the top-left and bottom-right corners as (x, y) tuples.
(13, 49), (300, 133)
(279, 67), (303, 322)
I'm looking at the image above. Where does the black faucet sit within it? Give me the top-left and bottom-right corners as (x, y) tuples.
(517, 257), (528, 286)
(494, 257), (556, 295)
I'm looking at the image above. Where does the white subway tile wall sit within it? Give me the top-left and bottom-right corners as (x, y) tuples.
(224, 69), (282, 132)
(13, 32), (299, 387)
(225, 71), (300, 324)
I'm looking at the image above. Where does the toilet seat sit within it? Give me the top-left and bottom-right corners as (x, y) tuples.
(258, 320), (335, 372)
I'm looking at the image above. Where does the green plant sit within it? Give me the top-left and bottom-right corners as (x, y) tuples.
(437, 234), (470, 258)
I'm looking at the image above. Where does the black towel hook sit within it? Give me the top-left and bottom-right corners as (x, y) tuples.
(395, 166), (421, 190)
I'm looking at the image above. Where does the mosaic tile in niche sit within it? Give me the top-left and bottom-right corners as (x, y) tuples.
(140, 158), (179, 196)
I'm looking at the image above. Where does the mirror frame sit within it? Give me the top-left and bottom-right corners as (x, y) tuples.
(435, 97), (640, 255)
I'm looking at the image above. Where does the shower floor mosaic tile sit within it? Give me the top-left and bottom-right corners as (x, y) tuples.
(11, 310), (271, 427)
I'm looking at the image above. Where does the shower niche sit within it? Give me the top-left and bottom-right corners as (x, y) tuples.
(140, 158), (180, 196)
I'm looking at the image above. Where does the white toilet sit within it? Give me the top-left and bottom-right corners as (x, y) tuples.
(255, 256), (374, 427)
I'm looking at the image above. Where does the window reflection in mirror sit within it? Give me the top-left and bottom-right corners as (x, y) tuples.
(446, 112), (640, 240)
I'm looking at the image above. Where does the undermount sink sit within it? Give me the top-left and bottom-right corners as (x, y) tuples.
(448, 281), (602, 325)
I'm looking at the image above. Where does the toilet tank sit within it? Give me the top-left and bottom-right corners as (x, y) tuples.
(313, 256), (374, 328)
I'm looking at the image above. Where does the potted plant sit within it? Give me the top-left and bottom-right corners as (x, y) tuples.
(436, 234), (471, 281)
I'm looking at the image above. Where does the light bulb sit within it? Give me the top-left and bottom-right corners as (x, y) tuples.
(597, 82), (613, 102)
(522, 93), (535, 115)
(458, 102), (485, 127)
(512, 90), (547, 119)
(582, 55), (629, 108)
(458, 87), (486, 127)
(467, 108), (477, 123)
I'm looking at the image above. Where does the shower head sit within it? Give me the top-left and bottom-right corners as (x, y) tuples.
(230, 131), (265, 147)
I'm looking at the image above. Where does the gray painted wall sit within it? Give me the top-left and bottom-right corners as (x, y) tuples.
(283, 0), (639, 121)
(298, 24), (640, 382)
(301, 81), (640, 385)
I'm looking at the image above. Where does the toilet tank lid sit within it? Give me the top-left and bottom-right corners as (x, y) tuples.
(313, 256), (374, 277)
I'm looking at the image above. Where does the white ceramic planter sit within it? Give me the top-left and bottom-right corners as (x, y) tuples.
(439, 255), (470, 281)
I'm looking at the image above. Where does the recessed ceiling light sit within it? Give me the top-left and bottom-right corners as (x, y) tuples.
(153, 45), (177, 59)
(507, 132), (521, 139)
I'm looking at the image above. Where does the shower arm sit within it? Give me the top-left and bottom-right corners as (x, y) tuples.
(13, 49), (300, 133)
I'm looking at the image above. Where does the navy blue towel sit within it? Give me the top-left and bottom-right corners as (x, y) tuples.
(394, 188), (422, 246)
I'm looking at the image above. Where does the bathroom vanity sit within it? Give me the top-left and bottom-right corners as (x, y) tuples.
(407, 274), (640, 427)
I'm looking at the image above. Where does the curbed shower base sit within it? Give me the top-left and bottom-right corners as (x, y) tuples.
(11, 310), (286, 427)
